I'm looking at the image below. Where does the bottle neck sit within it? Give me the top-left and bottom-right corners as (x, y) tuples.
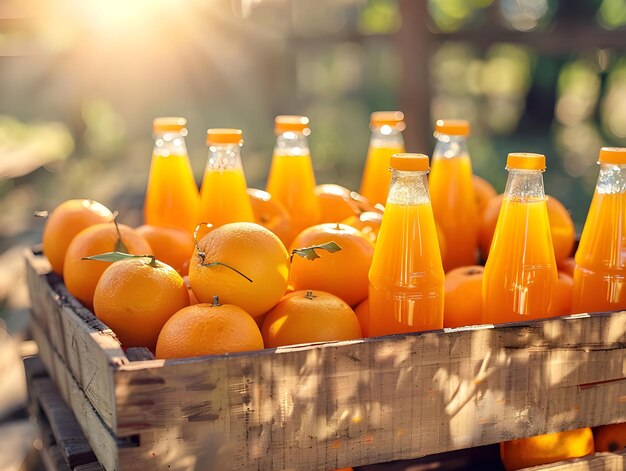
(206, 143), (243, 171)
(370, 127), (404, 149)
(597, 163), (626, 195)
(153, 131), (188, 157)
(386, 169), (430, 205)
(433, 134), (468, 159)
(274, 131), (310, 156)
(504, 169), (545, 201)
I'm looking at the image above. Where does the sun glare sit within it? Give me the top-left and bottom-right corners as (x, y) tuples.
(77, 0), (180, 33)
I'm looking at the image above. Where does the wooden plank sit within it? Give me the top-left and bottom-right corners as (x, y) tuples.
(40, 443), (72, 471)
(113, 311), (626, 470)
(125, 348), (155, 362)
(30, 319), (134, 471)
(25, 249), (127, 430)
(30, 376), (98, 468)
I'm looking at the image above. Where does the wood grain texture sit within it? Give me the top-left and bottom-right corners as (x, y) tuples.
(25, 248), (127, 430)
(30, 376), (98, 468)
(113, 312), (626, 469)
(30, 319), (133, 471)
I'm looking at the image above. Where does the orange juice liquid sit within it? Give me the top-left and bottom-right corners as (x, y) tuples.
(429, 155), (479, 270)
(144, 153), (199, 234)
(360, 145), (405, 206)
(198, 168), (254, 227)
(368, 202), (445, 336)
(266, 153), (320, 241)
(483, 198), (558, 323)
(573, 192), (626, 313)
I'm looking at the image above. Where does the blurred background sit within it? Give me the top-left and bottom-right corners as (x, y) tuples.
(1, 0), (626, 467)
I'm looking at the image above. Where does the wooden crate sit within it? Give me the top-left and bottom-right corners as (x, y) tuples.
(25, 248), (626, 471)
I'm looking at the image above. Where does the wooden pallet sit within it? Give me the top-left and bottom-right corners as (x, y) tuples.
(25, 248), (626, 470)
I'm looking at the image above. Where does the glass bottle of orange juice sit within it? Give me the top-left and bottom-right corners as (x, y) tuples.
(368, 153), (445, 337)
(359, 111), (406, 206)
(198, 128), (254, 227)
(429, 119), (479, 271)
(572, 147), (626, 313)
(144, 117), (199, 234)
(483, 153), (558, 324)
(266, 115), (320, 243)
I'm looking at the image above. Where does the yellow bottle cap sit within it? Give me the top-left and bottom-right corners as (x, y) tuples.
(206, 128), (243, 145)
(506, 152), (546, 171)
(153, 117), (186, 134)
(434, 119), (470, 136)
(275, 115), (310, 134)
(390, 153), (429, 172)
(598, 147), (626, 165)
(370, 111), (406, 131)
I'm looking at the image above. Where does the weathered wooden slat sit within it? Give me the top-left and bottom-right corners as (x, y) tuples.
(30, 319), (133, 471)
(112, 312), (626, 469)
(25, 248), (127, 430)
(30, 376), (98, 468)
(125, 347), (155, 362)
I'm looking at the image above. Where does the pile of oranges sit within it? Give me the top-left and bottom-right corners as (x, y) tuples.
(40, 170), (576, 357)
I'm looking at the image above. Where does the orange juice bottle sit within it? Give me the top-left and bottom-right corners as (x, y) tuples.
(359, 111), (406, 206)
(368, 153), (445, 336)
(198, 128), (254, 227)
(572, 147), (626, 313)
(483, 153), (558, 324)
(144, 117), (199, 234)
(429, 119), (479, 271)
(266, 115), (320, 243)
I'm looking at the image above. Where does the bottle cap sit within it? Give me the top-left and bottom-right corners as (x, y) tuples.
(153, 117), (187, 134)
(275, 115), (310, 134)
(390, 153), (429, 172)
(506, 152), (546, 171)
(434, 119), (470, 136)
(598, 147), (626, 165)
(206, 128), (243, 145)
(370, 111), (406, 131)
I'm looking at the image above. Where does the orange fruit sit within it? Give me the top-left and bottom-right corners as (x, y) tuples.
(42, 199), (113, 275)
(594, 422), (626, 452)
(64, 223), (152, 309)
(555, 272), (573, 316)
(546, 196), (576, 264)
(354, 298), (369, 337)
(443, 266), (484, 328)
(189, 222), (289, 319)
(500, 428), (594, 471)
(93, 257), (189, 350)
(289, 223), (375, 306)
(558, 257), (576, 278)
(341, 211), (382, 244)
(156, 300), (264, 359)
(261, 290), (361, 347)
(247, 188), (293, 246)
(135, 225), (194, 276)
(479, 194), (503, 260)
(473, 175), (497, 217)
(479, 194), (575, 264)
(315, 184), (360, 223)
